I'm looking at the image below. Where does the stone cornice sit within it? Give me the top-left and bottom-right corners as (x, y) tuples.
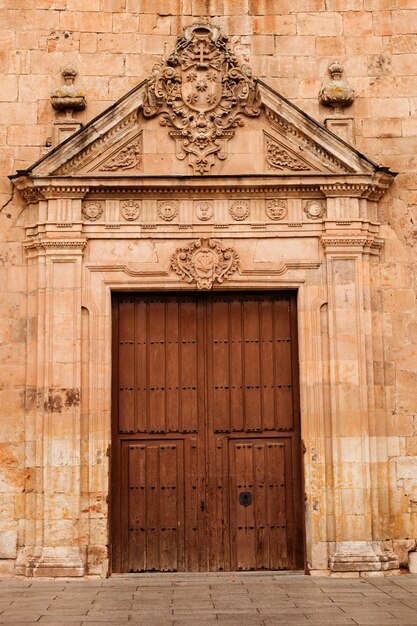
(11, 173), (393, 201)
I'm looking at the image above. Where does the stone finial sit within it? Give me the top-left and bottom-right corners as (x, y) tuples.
(51, 65), (86, 116)
(319, 60), (354, 112)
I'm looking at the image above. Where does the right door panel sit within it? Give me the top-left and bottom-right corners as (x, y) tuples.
(229, 438), (294, 571)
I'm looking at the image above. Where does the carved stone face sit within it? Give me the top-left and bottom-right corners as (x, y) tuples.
(82, 202), (103, 221)
(158, 201), (178, 221)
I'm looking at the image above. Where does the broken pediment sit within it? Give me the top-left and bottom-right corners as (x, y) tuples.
(16, 22), (387, 183)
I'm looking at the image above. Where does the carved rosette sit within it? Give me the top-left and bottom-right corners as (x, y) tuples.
(266, 199), (287, 220)
(230, 200), (250, 221)
(158, 201), (178, 221)
(304, 200), (325, 220)
(142, 22), (261, 174)
(171, 238), (239, 289)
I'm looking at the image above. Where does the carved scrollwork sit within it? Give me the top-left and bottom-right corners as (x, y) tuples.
(100, 141), (141, 171)
(170, 238), (239, 289)
(143, 22), (261, 174)
(266, 137), (310, 171)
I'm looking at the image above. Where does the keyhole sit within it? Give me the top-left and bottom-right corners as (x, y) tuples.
(239, 491), (252, 507)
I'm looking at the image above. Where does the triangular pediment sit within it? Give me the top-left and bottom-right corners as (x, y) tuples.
(13, 22), (389, 183)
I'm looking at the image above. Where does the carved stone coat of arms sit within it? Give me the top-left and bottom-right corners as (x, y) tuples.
(143, 22), (261, 174)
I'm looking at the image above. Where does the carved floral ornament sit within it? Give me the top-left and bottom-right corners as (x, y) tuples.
(266, 199), (287, 220)
(121, 200), (141, 221)
(171, 238), (239, 289)
(142, 22), (261, 174)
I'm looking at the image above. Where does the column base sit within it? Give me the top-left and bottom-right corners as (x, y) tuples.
(15, 547), (85, 577)
(330, 541), (400, 574)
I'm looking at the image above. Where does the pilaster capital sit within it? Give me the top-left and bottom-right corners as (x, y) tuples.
(24, 238), (87, 255)
(321, 234), (384, 254)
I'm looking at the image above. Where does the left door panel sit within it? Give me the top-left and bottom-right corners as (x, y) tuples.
(120, 440), (185, 572)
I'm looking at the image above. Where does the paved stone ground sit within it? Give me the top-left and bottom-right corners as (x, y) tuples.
(0, 572), (417, 625)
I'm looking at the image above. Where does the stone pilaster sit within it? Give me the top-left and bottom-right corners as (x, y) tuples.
(16, 195), (87, 577)
(321, 225), (399, 574)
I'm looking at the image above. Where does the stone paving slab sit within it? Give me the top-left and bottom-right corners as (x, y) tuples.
(0, 573), (416, 624)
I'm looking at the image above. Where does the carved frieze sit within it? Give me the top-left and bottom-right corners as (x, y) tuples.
(304, 200), (326, 220)
(121, 200), (141, 221)
(82, 201), (103, 221)
(266, 199), (287, 220)
(142, 22), (261, 174)
(230, 200), (250, 221)
(171, 238), (239, 289)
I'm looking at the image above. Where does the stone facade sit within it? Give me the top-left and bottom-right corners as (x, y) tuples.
(0, 2), (417, 578)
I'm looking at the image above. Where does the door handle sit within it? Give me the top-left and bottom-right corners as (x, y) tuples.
(200, 500), (205, 512)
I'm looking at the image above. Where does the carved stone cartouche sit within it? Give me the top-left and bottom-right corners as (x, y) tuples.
(171, 238), (239, 289)
(319, 60), (354, 112)
(142, 22), (261, 174)
(51, 65), (86, 115)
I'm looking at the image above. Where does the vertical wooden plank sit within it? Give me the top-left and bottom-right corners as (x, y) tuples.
(148, 301), (167, 434)
(184, 438), (199, 571)
(254, 442), (268, 569)
(159, 443), (182, 571)
(166, 299), (180, 433)
(267, 441), (288, 569)
(243, 299), (262, 431)
(273, 299), (294, 431)
(145, 443), (160, 570)
(135, 299), (148, 432)
(230, 298), (244, 431)
(210, 299), (230, 433)
(128, 444), (146, 572)
(179, 299), (198, 433)
(118, 300), (135, 433)
(260, 299), (275, 431)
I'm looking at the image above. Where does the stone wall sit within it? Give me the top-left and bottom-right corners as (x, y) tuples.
(0, 1), (416, 574)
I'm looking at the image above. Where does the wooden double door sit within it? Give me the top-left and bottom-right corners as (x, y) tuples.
(111, 292), (304, 572)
